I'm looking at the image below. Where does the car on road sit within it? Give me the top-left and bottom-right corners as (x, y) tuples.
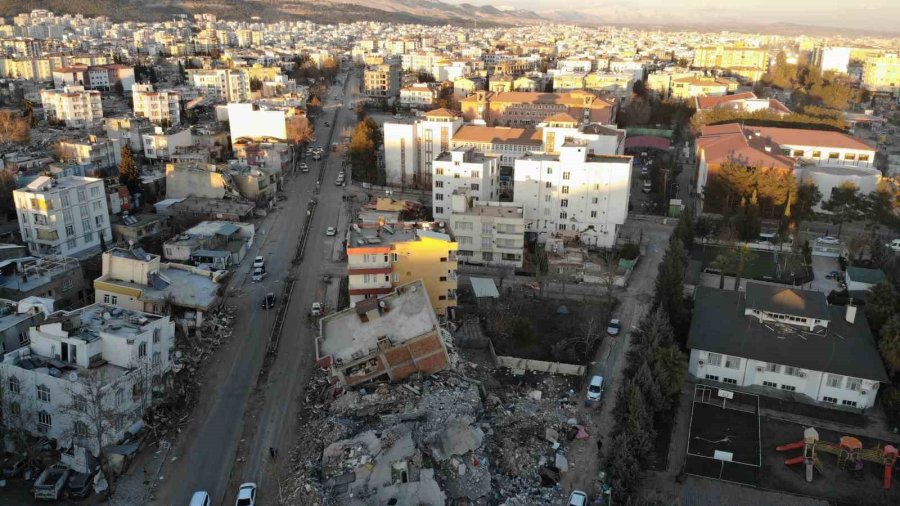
(235, 483), (257, 506)
(311, 302), (322, 316)
(568, 490), (589, 506)
(816, 236), (840, 245)
(251, 268), (267, 282)
(886, 238), (900, 251)
(299, 163), (309, 172)
(262, 292), (276, 309)
(642, 180), (652, 193)
(335, 178), (344, 186)
(640, 167), (649, 177)
(324, 121), (330, 127)
(586, 376), (604, 403)
(190, 491), (212, 506)
(326, 226), (337, 236)
(252, 256), (265, 270)
(607, 319), (621, 336)
(825, 270), (841, 280)
(313, 153), (322, 161)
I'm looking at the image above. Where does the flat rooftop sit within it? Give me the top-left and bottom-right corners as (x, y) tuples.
(98, 266), (219, 310)
(319, 280), (438, 364)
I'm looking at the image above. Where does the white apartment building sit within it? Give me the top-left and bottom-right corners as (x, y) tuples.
(448, 192), (525, 268)
(688, 283), (889, 410)
(40, 85), (102, 128)
(142, 127), (193, 160)
(187, 68), (251, 102)
(14, 176), (112, 257)
(383, 109), (463, 188)
(399, 84), (436, 109)
(431, 147), (499, 222)
(0, 304), (175, 455)
(513, 144), (632, 248)
(132, 84), (181, 126)
(57, 135), (122, 171)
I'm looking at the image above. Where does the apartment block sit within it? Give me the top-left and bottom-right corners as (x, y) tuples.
(57, 135), (122, 172)
(347, 224), (457, 317)
(692, 45), (768, 81)
(0, 304), (175, 455)
(142, 127), (193, 160)
(431, 147), (499, 222)
(187, 68), (251, 102)
(132, 84), (181, 126)
(460, 90), (617, 127)
(52, 64), (135, 91)
(513, 144), (632, 248)
(104, 115), (154, 153)
(316, 280), (450, 387)
(14, 176), (112, 257)
(0, 257), (88, 309)
(40, 85), (103, 128)
(862, 53), (900, 91)
(382, 108), (463, 188)
(448, 193), (525, 268)
(363, 63), (401, 103)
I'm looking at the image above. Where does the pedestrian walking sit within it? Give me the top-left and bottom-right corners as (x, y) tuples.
(596, 439), (603, 453)
(269, 447), (276, 459)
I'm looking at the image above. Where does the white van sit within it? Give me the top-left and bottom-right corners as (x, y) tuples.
(642, 180), (652, 193)
(886, 238), (900, 252)
(190, 491), (211, 506)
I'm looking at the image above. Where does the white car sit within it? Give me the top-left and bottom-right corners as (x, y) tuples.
(251, 268), (266, 282)
(568, 490), (589, 506)
(586, 376), (604, 402)
(886, 238), (900, 251)
(252, 256), (265, 269)
(816, 236), (840, 245)
(235, 482), (256, 506)
(299, 163), (309, 172)
(326, 226), (337, 236)
(607, 319), (621, 336)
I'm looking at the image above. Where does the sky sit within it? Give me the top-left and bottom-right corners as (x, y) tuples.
(444, 0), (900, 33)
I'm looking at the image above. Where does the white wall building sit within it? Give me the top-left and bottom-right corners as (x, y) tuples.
(513, 144), (632, 248)
(382, 109), (464, 189)
(187, 68), (250, 102)
(399, 84), (436, 109)
(132, 84), (181, 126)
(814, 47), (852, 74)
(688, 283), (889, 410)
(431, 147), (499, 222)
(0, 304), (175, 455)
(14, 176), (112, 257)
(448, 193), (525, 268)
(226, 103), (291, 141)
(40, 85), (103, 128)
(142, 127), (193, 160)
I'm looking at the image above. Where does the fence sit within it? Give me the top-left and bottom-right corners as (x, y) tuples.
(493, 356), (585, 376)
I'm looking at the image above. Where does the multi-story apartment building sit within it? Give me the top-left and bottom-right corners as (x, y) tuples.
(670, 77), (735, 99)
(142, 127), (193, 160)
(132, 84), (181, 126)
(346, 223), (458, 317)
(363, 63), (401, 103)
(226, 102), (308, 142)
(14, 176), (112, 257)
(460, 90), (617, 127)
(691, 45), (768, 82)
(431, 147), (499, 221)
(862, 53), (900, 91)
(0, 304), (175, 455)
(187, 68), (251, 102)
(382, 108), (463, 188)
(399, 83), (436, 109)
(450, 125), (543, 168)
(584, 72), (635, 99)
(513, 144), (632, 247)
(812, 47), (852, 74)
(688, 283), (888, 410)
(40, 85), (103, 128)
(316, 280), (450, 387)
(104, 115), (153, 153)
(52, 64), (135, 92)
(57, 135), (122, 172)
(448, 193), (525, 268)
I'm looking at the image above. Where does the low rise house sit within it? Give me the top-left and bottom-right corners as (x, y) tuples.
(154, 197), (255, 229)
(110, 213), (163, 245)
(162, 221), (254, 268)
(315, 280), (450, 387)
(399, 83), (436, 109)
(104, 115), (153, 153)
(844, 266), (886, 296)
(694, 92), (791, 115)
(0, 256), (87, 308)
(0, 304), (175, 456)
(687, 283), (889, 410)
(94, 248), (221, 332)
(142, 127), (193, 161)
(0, 297), (47, 354)
(448, 192), (524, 268)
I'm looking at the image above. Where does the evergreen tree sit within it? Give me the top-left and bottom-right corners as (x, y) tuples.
(674, 207), (694, 249)
(653, 238), (687, 329)
(866, 282), (899, 336)
(879, 315), (900, 375)
(653, 345), (688, 398)
(821, 182), (865, 237)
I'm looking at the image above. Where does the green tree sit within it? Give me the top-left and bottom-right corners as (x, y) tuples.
(879, 315), (900, 375)
(821, 182), (865, 237)
(0, 109), (30, 146)
(732, 245), (758, 291)
(118, 145), (140, 190)
(112, 81), (124, 97)
(793, 179), (823, 223)
(653, 238), (687, 329)
(694, 216), (715, 251)
(653, 345), (688, 398)
(864, 183), (900, 232)
(674, 207), (694, 249)
(866, 282), (899, 336)
(604, 432), (642, 503)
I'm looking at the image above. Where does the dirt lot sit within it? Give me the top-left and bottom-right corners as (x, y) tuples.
(762, 417), (900, 506)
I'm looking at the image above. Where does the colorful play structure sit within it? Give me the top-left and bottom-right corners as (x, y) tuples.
(776, 427), (899, 489)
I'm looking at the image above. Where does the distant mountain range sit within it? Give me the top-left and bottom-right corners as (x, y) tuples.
(1, 0), (895, 36)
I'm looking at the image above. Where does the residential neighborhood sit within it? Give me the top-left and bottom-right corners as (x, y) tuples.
(0, 4), (898, 506)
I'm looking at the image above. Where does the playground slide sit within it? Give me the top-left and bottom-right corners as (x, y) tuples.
(776, 441), (805, 452)
(784, 456), (806, 466)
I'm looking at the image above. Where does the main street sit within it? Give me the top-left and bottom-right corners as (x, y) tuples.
(149, 68), (359, 506)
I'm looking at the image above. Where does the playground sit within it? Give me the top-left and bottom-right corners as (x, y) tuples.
(684, 385), (762, 486)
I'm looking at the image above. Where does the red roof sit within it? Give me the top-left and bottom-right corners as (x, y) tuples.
(697, 123), (794, 169)
(625, 135), (672, 150)
(745, 126), (874, 152)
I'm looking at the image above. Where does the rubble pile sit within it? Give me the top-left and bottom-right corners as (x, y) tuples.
(281, 362), (579, 505)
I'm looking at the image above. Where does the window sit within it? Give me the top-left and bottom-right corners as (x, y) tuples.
(593, 184), (600, 190)
(562, 171), (570, 180)
(95, 215), (104, 227)
(545, 195), (551, 202)
(828, 152), (840, 159)
(784, 366), (802, 377)
(82, 218), (91, 231)
(65, 224), (74, 237)
(8, 376), (20, 394)
(561, 186), (570, 194)
(822, 396), (837, 404)
(559, 212), (567, 219)
(845, 378), (862, 391)
(92, 201), (102, 211)
(558, 224), (566, 230)
(560, 199), (568, 208)
(705, 374), (719, 381)
(74, 420), (89, 437)
(780, 384), (797, 392)
(762, 381), (777, 388)
(592, 197), (599, 204)
(435, 168), (444, 175)
(435, 193), (443, 201)
(471, 183), (479, 191)
(545, 182), (552, 189)
(722, 378), (737, 385)
(858, 154), (870, 162)
(765, 363), (780, 373)
(826, 374), (843, 388)
(37, 384), (50, 402)
(724, 356), (740, 369)
(61, 192), (70, 207)
(77, 189), (86, 202)
(391, 253), (399, 262)
(115, 389), (124, 407)
(792, 150), (804, 157)
(590, 211), (597, 218)
(706, 353), (722, 367)
(546, 167), (553, 175)
(38, 411), (52, 429)
(435, 207), (443, 215)
(471, 170), (480, 178)
(138, 342), (147, 358)
(841, 400), (858, 407)
(74, 395), (87, 413)
(152, 351), (161, 368)
(811, 151), (822, 158)
(9, 401), (20, 417)
(843, 153), (856, 161)
(435, 181), (443, 188)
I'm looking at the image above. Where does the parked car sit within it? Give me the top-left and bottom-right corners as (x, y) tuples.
(190, 491), (212, 506)
(326, 227), (337, 236)
(642, 180), (652, 193)
(311, 302), (322, 316)
(262, 292), (276, 309)
(825, 270), (841, 280)
(252, 256), (265, 270)
(34, 464), (71, 500)
(586, 376), (604, 403)
(886, 238), (900, 251)
(235, 483), (257, 506)
(607, 319), (621, 336)
(252, 268), (267, 282)
(1, 453), (26, 478)
(568, 490), (589, 506)
(335, 178), (344, 186)
(816, 236), (840, 245)
(299, 163), (309, 172)
(324, 121), (330, 127)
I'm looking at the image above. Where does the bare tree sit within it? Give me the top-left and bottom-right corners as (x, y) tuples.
(60, 371), (119, 481)
(0, 369), (40, 452)
(0, 109), (30, 146)
(552, 313), (604, 363)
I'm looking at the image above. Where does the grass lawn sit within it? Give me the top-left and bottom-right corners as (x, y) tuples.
(691, 244), (811, 285)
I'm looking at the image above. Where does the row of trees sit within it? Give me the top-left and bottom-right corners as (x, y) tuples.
(0, 108), (30, 147)
(288, 55), (339, 83)
(703, 161), (821, 223)
(690, 107), (848, 134)
(762, 52), (862, 111)
(348, 116), (382, 184)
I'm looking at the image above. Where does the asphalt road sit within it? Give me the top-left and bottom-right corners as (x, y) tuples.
(150, 68), (357, 506)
